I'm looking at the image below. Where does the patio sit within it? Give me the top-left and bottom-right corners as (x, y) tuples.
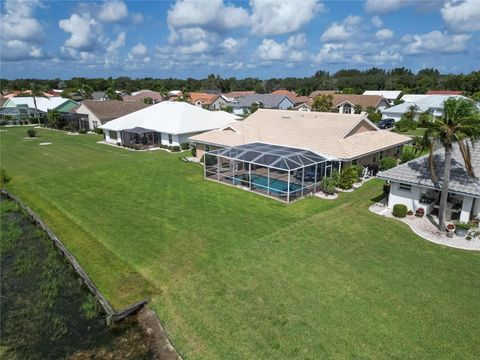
(369, 200), (480, 251)
(122, 127), (160, 150)
(204, 142), (336, 202)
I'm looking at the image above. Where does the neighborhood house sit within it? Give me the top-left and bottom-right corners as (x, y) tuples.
(377, 141), (480, 223)
(99, 101), (240, 149)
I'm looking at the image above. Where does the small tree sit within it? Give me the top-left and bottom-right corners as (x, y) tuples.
(312, 94), (333, 112)
(354, 104), (363, 114)
(379, 157), (397, 171)
(26, 129), (37, 138)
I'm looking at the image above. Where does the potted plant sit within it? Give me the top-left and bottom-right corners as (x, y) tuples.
(454, 222), (470, 237)
(415, 208), (425, 217)
(446, 223), (455, 238)
(407, 210), (414, 216)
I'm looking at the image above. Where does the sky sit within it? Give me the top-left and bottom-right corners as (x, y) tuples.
(1, 0), (479, 79)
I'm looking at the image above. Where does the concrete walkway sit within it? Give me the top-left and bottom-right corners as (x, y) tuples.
(369, 201), (480, 251)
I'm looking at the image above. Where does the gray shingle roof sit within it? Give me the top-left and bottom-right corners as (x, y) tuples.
(377, 141), (480, 197)
(232, 94), (294, 109)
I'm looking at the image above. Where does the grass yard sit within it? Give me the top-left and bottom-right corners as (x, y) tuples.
(1, 127), (479, 359)
(393, 127), (427, 137)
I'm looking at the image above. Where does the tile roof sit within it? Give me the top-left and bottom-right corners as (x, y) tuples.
(309, 90), (337, 97)
(190, 109), (410, 160)
(188, 92), (220, 105)
(363, 90), (401, 100)
(232, 94), (295, 109)
(383, 95), (467, 115)
(76, 100), (151, 121)
(330, 94), (388, 109)
(426, 90), (463, 95)
(224, 91), (256, 98)
(377, 141), (480, 197)
(123, 91), (163, 102)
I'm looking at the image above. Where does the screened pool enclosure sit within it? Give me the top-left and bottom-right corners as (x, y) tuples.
(204, 142), (336, 202)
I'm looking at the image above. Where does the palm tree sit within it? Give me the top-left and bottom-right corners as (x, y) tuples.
(29, 82), (46, 126)
(47, 109), (62, 129)
(423, 98), (480, 230)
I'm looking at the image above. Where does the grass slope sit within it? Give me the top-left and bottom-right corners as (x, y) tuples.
(2, 127), (479, 359)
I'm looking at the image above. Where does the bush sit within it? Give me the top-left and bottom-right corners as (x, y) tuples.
(180, 142), (190, 150)
(395, 117), (417, 132)
(338, 165), (359, 189)
(78, 128), (87, 134)
(116, 142), (121, 146)
(191, 145), (197, 157)
(1, 169), (11, 187)
(417, 112), (433, 127)
(350, 164), (363, 180)
(392, 204), (408, 218)
(379, 157), (397, 171)
(171, 146), (180, 152)
(455, 221), (471, 231)
(319, 177), (337, 195)
(401, 150), (416, 164)
(94, 127), (103, 135)
(63, 123), (78, 132)
(26, 129), (37, 138)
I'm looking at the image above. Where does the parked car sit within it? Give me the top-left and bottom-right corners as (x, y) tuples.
(378, 118), (395, 129)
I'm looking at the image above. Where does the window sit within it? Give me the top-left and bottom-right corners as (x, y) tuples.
(92, 121), (98, 129)
(168, 134), (173, 144)
(343, 104), (352, 114)
(399, 183), (412, 192)
(109, 130), (117, 140)
(205, 144), (211, 152)
(352, 159), (358, 165)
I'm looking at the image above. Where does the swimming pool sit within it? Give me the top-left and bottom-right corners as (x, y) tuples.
(233, 174), (302, 194)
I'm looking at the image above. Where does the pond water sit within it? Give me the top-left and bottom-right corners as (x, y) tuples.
(0, 198), (155, 359)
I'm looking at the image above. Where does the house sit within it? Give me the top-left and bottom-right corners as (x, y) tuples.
(231, 94), (296, 115)
(75, 100), (151, 130)
(190, 109), (410, 202)
(188, 92), (231, 110)
(309, 90), (337, 98)
(189, 109), (410, 165)
(363, 90), (401, 105)
(223, 91), (256, 98)
(92, 91), (107, 101)
(426, 90), (463, 95)
(2, 96), (78, 112)
(382, 95), (468, 121)
(293, 103), (312, 112)
(99, 101), (241, 148)
(330, 94), (390, 114)
(123, 90), (163, 103)
(377, 141), (480, 223)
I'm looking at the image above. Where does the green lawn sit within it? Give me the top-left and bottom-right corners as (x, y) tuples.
(393, 127), (427, 137)
(1, 127), (479, 359)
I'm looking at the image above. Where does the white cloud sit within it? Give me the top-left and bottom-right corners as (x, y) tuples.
(321, 16), (362, 42)
(256, 35), (308, 62)
(131, 12), (144, 24)
(313, 43), (347, 63)
(177, 41), (210, 55)
(372, 49), (402, 63)
(365, 0), (409, 14)
(59, 14), (98, 51)
(98, 0), (128, 23)
(371, 15), (383, 27)
(168, 0), (249, 31)
(0, 0), (45, 60)
(221, 37), (239, 52)
(105, 32), (126, 66)
(250, 0), (324, 36)
(376, 28), (394, 40)
(441, 0), (480, 32)
(130, 42), (147, 56)
(256, 39), (287, 61)
(403, 30), (471, 54)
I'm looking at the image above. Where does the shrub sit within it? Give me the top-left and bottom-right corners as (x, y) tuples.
(455, 222), (471, 231)
(395, 117), (417, 132)
(26, 129), (37, 138)
(407, 210), (414, 216)
(1, 169), (11, 187)
(379, 157), (397, 171)
(392, 204), (408, 218)
(78, 128), (87, 134)
(116, 142), (121, 146)
(191, 145), (197, 157)
(94, 127), (103, 135)
(171, 145), (180, 152)
(63, 123), (78, 132)
(350, 164), (363, 180)
(180, 142), (190, 150)
(338, 165), (359, 190)
(417, 112), (433, 127)
(319, 177), (337, 195)
(401, 150), (416, 164)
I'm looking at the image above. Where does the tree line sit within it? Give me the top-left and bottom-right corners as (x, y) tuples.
(1, 68), (479, 97)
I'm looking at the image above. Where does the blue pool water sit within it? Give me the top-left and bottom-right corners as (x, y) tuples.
(233, 175), (302, 194)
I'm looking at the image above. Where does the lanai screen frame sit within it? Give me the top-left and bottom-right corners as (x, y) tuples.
(204, 142), (333, 202)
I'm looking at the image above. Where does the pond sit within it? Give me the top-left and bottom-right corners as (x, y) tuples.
(0, 198), (155, 359)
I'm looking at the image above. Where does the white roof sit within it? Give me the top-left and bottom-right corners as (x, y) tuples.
(400, 94), (428, 102)
(383, 95), (467, 115)
(3, 96), (75, 112)
(363, 90), (401, 100)
(99, 101), (241, 134)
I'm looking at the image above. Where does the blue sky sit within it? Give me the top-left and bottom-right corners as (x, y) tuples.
(1, 0), (479, 79)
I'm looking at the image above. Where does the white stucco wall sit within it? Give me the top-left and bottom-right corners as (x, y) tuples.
(382, 112), (403, 121)
(388, 182), (422, 211)
(460, 196), (474, 222)
(104, 129), (121, 144)
(75, 104), (101, 130)
(277, 97), (295, 110)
